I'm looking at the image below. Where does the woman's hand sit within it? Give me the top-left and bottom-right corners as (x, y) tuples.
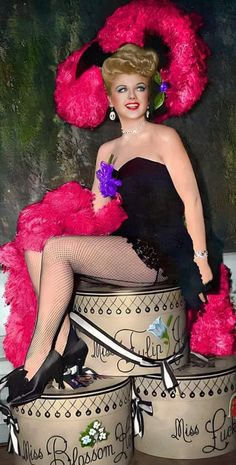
(194, 258), (213, 284)
(194, 258), (213, 304)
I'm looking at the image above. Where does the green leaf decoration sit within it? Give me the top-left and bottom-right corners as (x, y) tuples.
(161, 330), (169, 341)
(163, 340), (169, 345)
(154, 72), (162, 85)
(166, 315), (173, 327)
(79, 419), (110, 448)
(154, 92), (165, 110)
(108, 153), (115, 165)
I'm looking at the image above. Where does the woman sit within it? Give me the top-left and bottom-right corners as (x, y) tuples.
(4, 44), (213, 406)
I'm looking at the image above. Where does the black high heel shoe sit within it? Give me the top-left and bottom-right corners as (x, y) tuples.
(10, 350), (65, 407)
(1, 327), (88, 404)
(62, 325), (88, 375)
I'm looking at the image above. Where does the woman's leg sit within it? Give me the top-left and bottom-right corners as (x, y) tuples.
(24, 235), (157, 380)
(24, 250), (42, 295)
(24, 250), (71, 357)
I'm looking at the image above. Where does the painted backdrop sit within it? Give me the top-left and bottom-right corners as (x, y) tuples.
(0, 0), (236, 250)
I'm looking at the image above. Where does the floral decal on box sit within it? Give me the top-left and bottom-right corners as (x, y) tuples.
(80, 420), (110, 448)
(147, 315), (173, 356)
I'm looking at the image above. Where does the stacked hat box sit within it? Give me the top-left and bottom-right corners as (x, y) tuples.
(134, 356), (236, 459)
(12, 377), (133, 465)
(8, 281), (236, 464)
(71, 281), (188, 377)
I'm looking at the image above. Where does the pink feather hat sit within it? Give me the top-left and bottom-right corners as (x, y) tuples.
(54, 0), (210, 128)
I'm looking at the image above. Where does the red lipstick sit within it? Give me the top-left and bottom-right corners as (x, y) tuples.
(125, 102), (140, 110)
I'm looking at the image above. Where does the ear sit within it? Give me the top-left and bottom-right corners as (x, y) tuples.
(107, 95), (112, 106)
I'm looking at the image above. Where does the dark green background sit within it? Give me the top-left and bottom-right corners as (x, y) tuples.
(0, 0), (235, 250)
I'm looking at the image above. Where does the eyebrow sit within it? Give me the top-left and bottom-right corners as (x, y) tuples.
(115, 82), (147, 89)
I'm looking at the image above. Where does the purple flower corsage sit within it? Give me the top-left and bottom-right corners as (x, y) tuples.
(153, 72), (169, 110)
(96, 157), (122, 198)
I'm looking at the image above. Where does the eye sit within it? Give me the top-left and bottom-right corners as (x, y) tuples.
(116, 86), (127, 93)
(137, 85), (146, 91)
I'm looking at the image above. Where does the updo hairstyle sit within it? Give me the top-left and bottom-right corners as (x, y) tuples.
(102, 44), (159, 95)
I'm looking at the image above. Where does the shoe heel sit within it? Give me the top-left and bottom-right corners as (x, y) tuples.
(63, 338), (88, 375)
(56, 378), (65, 390)
(54, 367), (65, 390)
(77, 354), (87, 375)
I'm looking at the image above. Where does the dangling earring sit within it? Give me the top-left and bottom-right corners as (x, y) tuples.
(109, 106), (116, 121)
(145, 105), (150, 119)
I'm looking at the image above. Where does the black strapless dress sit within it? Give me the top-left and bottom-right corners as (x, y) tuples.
(112, 157), (207, 309)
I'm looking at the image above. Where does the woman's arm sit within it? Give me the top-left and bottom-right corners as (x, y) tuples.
(91, 142), (113, 211)
(90, 142), (128, 234)
(160, 127), (213, 285)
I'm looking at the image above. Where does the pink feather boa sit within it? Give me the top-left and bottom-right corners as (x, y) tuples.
(0, 182), (127, 366)
(0, 181), (235, 366)
(189, 264), (236, 356)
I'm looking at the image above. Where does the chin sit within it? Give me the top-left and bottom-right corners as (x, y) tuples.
(122, 111), (145, 119)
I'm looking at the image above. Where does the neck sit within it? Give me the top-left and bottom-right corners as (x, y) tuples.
(119, 117), (147, 135)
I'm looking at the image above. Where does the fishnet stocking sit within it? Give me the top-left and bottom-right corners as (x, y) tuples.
(24, 250), (71, 359)
(24, 235), (157, 380)
(24, 250), (42, 295)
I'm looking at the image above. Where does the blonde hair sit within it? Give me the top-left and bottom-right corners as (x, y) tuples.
(102, 44), (159, 94)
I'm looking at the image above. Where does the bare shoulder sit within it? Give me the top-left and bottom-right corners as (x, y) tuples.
(146, 123), (190, 168)
(150, 123), (181, 144)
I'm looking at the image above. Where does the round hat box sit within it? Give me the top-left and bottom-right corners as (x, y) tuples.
(134, 356), (236, 459)
(11, 376), (133, 465)
(71, 281), (188, 377)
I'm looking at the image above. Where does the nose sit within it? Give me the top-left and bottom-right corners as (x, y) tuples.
(128, 88), (136, 100)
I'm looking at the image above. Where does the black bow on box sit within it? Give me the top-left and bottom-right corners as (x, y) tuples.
(0, 401), (20, 455)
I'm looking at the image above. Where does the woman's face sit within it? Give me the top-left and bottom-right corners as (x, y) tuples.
(108, 73), (149, 121)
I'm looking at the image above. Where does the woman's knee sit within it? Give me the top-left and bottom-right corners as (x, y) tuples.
(42, 236), (67, 263)
(24, 250), (42, 294)
(24, 249), (42, 267)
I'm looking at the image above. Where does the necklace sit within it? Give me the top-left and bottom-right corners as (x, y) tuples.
(121, 120), (146, 135)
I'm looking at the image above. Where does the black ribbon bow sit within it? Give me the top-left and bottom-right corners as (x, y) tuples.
(0, 401), (20, 455)
(131, 382), (153, 437)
